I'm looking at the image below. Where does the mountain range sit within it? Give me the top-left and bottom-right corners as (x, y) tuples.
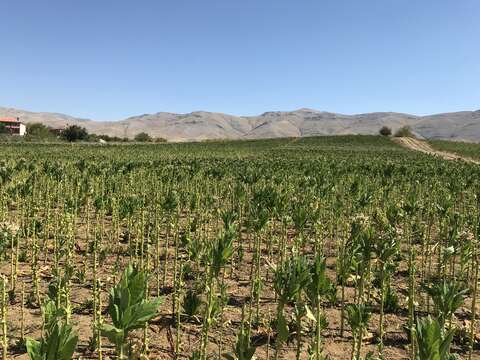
(1, 106), (480, 142)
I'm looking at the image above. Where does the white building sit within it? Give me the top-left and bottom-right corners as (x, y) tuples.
(0, 117), (27, 136)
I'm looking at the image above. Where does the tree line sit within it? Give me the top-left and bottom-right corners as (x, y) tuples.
(0, 123), (166, 143)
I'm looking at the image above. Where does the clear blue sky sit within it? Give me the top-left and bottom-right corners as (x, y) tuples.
(1, 0), (479, 120)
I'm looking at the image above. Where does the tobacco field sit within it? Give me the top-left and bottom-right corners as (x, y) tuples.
(0, 135), (479, 359)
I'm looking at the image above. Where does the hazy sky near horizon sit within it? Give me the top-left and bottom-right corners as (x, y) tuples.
(1, 0), (479, 120)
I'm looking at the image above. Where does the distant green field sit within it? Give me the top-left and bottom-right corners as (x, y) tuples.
(429, 140), (480, 160)
(0, 134), (411, 160)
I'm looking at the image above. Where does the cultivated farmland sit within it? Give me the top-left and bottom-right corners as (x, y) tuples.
(0, 135), (479, 359)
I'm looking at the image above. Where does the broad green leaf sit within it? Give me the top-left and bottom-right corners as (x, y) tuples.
(26, 338), (42, 360)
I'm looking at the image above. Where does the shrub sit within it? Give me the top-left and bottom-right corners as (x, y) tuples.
(379, 126), (392, 136)
(134, 132), (153, 142)
(86, 134), (99, 142)
(97, 135), (125, 142)
(394, 126), (414, 138)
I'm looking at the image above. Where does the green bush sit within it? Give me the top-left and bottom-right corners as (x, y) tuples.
(394, 126), (414, 138)
(134, 132), (153, 142)
(97, 134), (127, 142)
(379, 126), (392, 136)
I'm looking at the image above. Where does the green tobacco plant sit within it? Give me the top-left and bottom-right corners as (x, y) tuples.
(415, 316), (456, 360)
(101, 264), (163, 359)
(26, 298), (78, 360)
(305, 255), (335, 360)
(200, 226), (235, 359)
(372, 223), (399, 356)
(425, 280), (467, 329)
(273, 256), (310, 360)
(1, 275), (7, 360)
(182, 289), (202, 320)
(337, 233), (359, 338)
(346, 304), (371, 360)
(26, 321), (78, 360)
(223, 318), (256, 360)
(41, 299), (68, 332)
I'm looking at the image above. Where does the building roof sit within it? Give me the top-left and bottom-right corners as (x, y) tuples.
(0, 117), (21, 123)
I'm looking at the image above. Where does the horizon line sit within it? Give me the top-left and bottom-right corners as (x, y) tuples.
(1, 104), (479, 122)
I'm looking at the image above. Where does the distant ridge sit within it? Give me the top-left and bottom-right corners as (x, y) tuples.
(1, 106), (480, 142)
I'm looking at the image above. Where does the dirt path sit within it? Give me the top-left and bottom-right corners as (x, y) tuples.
(393, 137), (480, 164)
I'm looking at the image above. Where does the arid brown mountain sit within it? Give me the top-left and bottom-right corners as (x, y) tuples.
(1, 106), (480, 142)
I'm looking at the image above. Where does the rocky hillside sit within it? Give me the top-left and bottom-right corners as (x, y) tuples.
(1, 106), (480, 142)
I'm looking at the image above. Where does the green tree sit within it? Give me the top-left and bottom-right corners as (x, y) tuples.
(61, 125), (88, 142)
(26, 123), (55, 140)
(134, 132), (153, 142)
